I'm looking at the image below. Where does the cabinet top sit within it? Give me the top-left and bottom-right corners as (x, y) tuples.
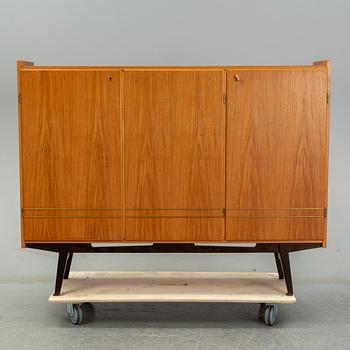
(17, 60), (330, 72)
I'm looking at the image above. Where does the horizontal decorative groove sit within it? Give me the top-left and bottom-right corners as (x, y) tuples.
(125, 216), (223, 219)
(227, 216), (324, 219)
(125, 209), (224, 218)
(24, 216), (123, 219)
(22, 208), (122, 218)
(22, 208), (224, 219)
(226, 208), (326, 218)
(22, 208), (326, 219)
(126, 208), (222, 210)
(22, 208), (122, 210)
(226, 208), (324, 210)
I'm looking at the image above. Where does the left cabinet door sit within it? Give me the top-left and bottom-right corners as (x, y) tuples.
(20, 70), (124, 242)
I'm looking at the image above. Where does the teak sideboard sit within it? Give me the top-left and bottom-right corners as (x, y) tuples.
(17, 60), (330, 297)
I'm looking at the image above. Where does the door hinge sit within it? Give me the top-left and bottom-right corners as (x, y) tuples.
(326, 92), (330, 104)
(223, 93), (227, 104)
(18, 93), (22, 104)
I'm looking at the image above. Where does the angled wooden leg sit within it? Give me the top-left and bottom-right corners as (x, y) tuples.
(64, 252), (73, 279)
(54, 252), (68, 296)
(280, 247), (293, 296)
(274, 252), (284, 279)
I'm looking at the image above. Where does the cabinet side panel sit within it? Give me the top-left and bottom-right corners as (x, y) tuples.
(21, 70), (123, 242)
(313, 60), (331, 247)
(226, 69), (328, 242)
(17, 61), (34, 247)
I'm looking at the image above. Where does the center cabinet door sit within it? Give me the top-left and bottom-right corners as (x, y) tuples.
(124, 70), (226, 241)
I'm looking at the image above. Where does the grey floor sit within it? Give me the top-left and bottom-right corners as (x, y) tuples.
(1, 281), (350, 350)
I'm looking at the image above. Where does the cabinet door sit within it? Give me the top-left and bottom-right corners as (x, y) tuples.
(20, 70), (123, 241)
(226, 69), (328, 242)
(124, 70), (225, 241)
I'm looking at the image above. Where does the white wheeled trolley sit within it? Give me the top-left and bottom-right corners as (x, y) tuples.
(49, 271), (296, 326)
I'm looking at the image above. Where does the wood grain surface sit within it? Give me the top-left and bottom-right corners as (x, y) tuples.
(20, 70), (123, 241)
(18, 63), (330, 244)
(225, 69), (328, 241)
(124, 70), (225, 241)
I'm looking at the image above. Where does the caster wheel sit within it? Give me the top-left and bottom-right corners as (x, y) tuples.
(258, 303), (266, 321)
(67, 304), (83, 325)
(263, 304), (278, 326)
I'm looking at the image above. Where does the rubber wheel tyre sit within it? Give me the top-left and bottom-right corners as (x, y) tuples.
(67, 304), (83, 325)
(263, 304), (278, 326)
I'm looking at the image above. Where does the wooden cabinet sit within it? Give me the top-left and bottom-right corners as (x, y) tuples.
(17, 61), (330, 246)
